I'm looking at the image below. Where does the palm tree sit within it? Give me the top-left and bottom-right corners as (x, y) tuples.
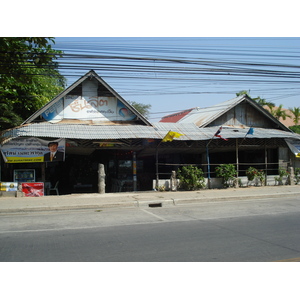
(236, 90), (250, 97)
(271, 104), (291, 121)
(235, 91), (275, 108)
(252, 96), (275, 109)
(289, 107), (300, 125)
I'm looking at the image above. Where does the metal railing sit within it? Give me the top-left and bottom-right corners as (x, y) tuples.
(156, 162), (282, 179)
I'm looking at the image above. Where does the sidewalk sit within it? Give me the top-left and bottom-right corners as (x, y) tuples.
(0, 185), (299, 213)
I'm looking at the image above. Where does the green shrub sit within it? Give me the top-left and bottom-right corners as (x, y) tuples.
(246, 166), (258, 181)
(256, 169), (265, 185)
(246, 167), (265, 185)
(177, 165), (205, 191)
(215, 164), (237, 188)
(275, 168), (289, 185)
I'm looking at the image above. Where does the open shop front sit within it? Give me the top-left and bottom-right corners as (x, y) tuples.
(0, 138), (158, 195)
(1, 131), (299, 196)
(59, 148), (156, 194)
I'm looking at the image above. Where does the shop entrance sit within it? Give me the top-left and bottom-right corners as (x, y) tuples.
(58, 149), (156, 194)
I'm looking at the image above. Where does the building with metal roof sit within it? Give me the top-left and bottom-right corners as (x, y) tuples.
(1, 71), (300, 194)
(160, 95), (291, 131)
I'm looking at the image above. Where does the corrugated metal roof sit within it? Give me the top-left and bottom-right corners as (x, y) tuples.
(175, 95), (291, 132)
(2, 123), (161, 140)
(175, 96), (245, 126)
(159, 108), (194, 123)
(1, 123), (300, 144)
(202, 126), (300, 140)
(154, 122), (210, 140)
(156, 125), (300, 141)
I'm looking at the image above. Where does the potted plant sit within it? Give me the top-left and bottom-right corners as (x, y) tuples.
(246, 167), (265, 186)
(275, 168), (289, 185)
(215, 164), (237, 188)
(246, 167), (258, 182)
(177, 165), (205, 191)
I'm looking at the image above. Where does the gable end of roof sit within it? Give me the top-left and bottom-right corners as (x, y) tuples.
(22, 70), (152, 126)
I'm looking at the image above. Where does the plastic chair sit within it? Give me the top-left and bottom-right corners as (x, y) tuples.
(49, 181), (59, 195)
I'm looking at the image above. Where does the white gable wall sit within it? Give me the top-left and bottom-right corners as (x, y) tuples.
(82, 79), (98, 97)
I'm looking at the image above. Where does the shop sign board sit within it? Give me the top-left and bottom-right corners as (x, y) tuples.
(22, 182), (44, 197)
(0, 138), (65, 163)
(42, 96), (137, 123)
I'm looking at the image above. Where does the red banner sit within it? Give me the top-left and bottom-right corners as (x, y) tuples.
(22, 182), (44, 197)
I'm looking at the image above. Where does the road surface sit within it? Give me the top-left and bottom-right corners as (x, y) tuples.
(1, 195), (300, 261)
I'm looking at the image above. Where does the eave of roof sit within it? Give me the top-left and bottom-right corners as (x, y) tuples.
(1, 123), (299, 145)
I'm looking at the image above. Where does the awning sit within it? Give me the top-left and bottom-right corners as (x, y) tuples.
(285, 139), (300, 157)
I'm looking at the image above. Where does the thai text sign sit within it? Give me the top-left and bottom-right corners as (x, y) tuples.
(42, 96), (136, 123)
(0, 138), (65, 163)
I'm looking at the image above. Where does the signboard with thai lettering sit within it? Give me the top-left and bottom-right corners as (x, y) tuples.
(42, 96), (137, 123)
(0, 138), (65, 163)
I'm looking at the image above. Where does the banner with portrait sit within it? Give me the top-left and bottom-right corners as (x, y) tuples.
(0, 138), (65, 163)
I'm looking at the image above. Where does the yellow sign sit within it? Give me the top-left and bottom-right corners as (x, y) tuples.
(5, 156), (44, 163)
(99, 143), (115, 147)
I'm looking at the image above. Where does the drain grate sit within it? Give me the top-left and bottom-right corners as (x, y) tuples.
(148, 203), (162, 208)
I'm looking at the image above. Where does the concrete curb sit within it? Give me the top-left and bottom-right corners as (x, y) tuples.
(0, 185), (299, 213)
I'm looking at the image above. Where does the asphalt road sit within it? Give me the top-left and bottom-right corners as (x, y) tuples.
(1, 196), (300, 262)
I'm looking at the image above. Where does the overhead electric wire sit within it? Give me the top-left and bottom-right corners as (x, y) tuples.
(2, 38), (299, 120)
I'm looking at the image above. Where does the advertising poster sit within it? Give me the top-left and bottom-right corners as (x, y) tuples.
(14, 169), (35, 182)
(22, 182), (44, 197)
(0, 182), (18, 192)
(0, 138), (65, 163)
(41, 96), (137, 123)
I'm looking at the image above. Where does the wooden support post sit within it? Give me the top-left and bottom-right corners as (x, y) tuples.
(41, 163), (46, 182)
(133, 151), (137, 191)
(98, 164), (105, 194)
(206, 145), (211, 189)
(235, 138), (239, 188)
(155, 147), (159, 189)
(265, 143), (268, 186)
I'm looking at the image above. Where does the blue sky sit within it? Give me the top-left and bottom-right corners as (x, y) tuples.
(53, 37), (300, 122)
(4, 1), (298, 121)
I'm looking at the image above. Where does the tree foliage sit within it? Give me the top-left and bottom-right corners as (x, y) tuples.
(127, 101), (152, 119)
(289, 125), (300, 134)
(0, 37), (66, 130)
(236, 90), (275, 108)
(289, 107), (300, 125)
(269, 104), (291, 121)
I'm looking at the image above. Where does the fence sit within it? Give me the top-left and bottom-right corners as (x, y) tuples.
(154, 162), (299, 190)
(156, 162), (281, 179)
